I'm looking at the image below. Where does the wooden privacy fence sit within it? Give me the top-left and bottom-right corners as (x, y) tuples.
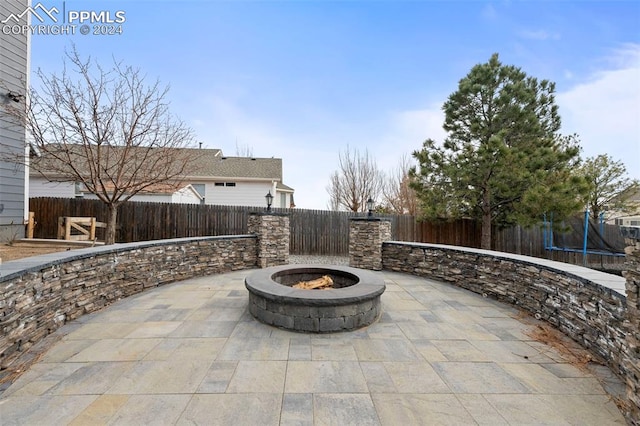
(29, 198), (417, 254)
(28, 197), (627, 266)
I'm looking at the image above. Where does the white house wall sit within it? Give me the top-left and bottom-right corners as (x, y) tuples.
(79, 192), (173, 204)
(29, 178), (291, 208)
(29, 178), (76, 198)
(204, 181), (273, 207)
(170, 188), (201, 204)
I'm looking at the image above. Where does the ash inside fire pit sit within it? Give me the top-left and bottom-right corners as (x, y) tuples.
(245, 265), (385, 333)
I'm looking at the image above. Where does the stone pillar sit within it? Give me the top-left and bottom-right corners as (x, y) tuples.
(248, 212), (289, 268)
(349, 218), (391, 270)
(623, 241), (640, 424)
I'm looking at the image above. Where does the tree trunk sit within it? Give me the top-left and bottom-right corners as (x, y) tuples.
(105, 203), (118, 245)
(481, 190), (492, 250)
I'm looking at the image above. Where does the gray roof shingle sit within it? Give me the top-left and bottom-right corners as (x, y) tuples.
(30, 146), (285, 182)
(189, 151), (283, 180)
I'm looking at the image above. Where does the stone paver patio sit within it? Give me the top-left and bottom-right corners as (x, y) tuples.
(0, 269), (626, 425)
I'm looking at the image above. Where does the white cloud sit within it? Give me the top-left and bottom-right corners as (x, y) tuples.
(192, 96), (286, 155)
(188, 96), (449, 210)
(371, 106), (446, 171)
(190, 96), (345, 210)
(557, 44), (640, 179)
(518, 29), (561, 41)
(481, 3), (498, 21)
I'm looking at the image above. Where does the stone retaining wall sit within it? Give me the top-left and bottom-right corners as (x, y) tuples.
(349, 218), (391, 270)
(382, 241), (639, 424)
(248, 212), (290, 268)
(0, 235), (257, 369)
(623, 243), (640, 422)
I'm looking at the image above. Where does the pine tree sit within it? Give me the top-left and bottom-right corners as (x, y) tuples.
(411, 54), (587, 249)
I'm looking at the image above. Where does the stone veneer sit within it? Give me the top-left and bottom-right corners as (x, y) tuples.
(349, 218), (391, 270)
(623, 243), (640, 423)
(245, 265), (385, 333)
(248, 212), (290, 268)
(0, 235), (257, 369)
(382, 241), (639, 425)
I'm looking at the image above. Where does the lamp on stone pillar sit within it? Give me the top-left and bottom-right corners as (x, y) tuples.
(265, 191), (274, 212)
(366, 197), (374, 217)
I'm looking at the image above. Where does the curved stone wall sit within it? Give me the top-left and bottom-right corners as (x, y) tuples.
(382, 241), (639, 424)
(0, 235), (257, 369)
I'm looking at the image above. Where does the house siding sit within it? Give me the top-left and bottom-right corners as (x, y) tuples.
(84, 193), (173, 203)
(29, 178), (77, 198)
(171, 187), (201, 204)
(0, 0), (29, 241)
(204, 181), (272, 207)
(31, 177), (202, 205)
(29, 156), (295, 208)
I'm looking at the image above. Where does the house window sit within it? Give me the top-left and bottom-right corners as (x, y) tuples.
(281, 193), (286, 208)
(74, 182), (84, 197)
(225, 182), (236, 187)
(631, 220), (640, 226)
(191, 184), (205, 204)
(214, 182), (224, 187)
(192, 184), (205, 197)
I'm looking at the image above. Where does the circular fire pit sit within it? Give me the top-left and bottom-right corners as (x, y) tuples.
(245, 264), (385, 333)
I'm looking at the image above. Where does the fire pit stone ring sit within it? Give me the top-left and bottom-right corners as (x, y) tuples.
(245, 264), (385, 333)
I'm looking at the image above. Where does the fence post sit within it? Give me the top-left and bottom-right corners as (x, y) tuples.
(248, 212), (290, 268)
(349, 218), (391, 270)
(57, 217), (64, 239)
(26, 212), (35, 239)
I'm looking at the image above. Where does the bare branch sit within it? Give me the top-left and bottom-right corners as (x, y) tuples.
(235, 141), (254, 157)
(1, 46), (198, 244)
(382, 154), (418, 215)
(326, 146), (383, 212)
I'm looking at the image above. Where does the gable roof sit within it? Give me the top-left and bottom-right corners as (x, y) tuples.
(276, 182), (294, 192)
(188, 152), (283, 180)
(30, 145), (284, 182)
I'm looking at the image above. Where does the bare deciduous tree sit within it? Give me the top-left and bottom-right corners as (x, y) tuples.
(326, 146), (383, 212)
(382, 154), (418, 215)
(234, 141), (254, 157)
(3, 47), (199, 244)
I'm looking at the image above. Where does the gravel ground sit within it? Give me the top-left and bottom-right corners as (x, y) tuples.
(288, 255), (349, 265)
(0, 244), (71, 262)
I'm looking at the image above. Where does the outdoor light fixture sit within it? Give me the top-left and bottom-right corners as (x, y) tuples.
(366, 197), (374, 217)
(7, 91), (23, 103)
(265, 191), (274, 211)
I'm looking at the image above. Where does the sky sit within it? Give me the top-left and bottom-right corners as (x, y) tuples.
(15, 0), (640, 209)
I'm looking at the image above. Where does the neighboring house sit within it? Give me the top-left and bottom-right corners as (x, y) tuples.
(29, 148), (295, 208)
(129, 184), (204, 205)
(0, 0), (29, 241)
(612, 188), (640, 228)
(29, 181), (204, 205)
(186, 149), (295, 208)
